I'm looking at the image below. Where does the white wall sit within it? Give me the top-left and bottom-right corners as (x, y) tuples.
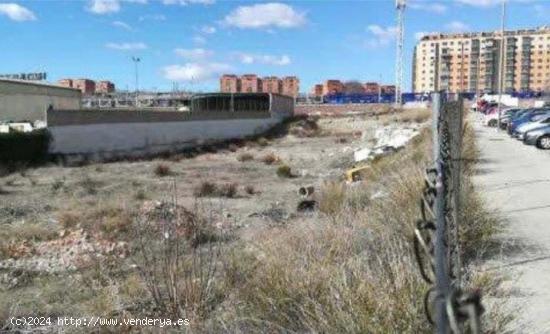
(48, 117), (280, 158)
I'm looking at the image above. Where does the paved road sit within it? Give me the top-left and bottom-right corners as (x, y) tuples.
(473, 122), (550, 333)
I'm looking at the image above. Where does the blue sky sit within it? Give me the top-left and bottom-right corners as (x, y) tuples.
(0, 0), (548, 93)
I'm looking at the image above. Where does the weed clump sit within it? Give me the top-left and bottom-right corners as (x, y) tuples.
(256, 137), (269, 147)
(194, 181), (218, 197)
(318, 181), (346, 216)
(154, 163), (172, 177)
(261, 153), (280, 165)
(244, 185), (256, 195)
(194, 181), (239, 198)
(276, 165), (292, 178)
(237, 153), (254, 162)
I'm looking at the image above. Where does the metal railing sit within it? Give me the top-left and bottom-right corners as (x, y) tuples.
(413, 93), (484, 333)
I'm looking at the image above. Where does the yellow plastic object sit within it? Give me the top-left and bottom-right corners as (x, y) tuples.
(345, 165), (371, 182)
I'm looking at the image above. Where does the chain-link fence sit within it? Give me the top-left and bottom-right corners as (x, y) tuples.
(413, 93), (484, 333)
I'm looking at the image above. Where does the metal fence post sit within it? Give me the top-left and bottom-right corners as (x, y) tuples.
(432, 93), (441, 162)
(434, 92), (450, 334)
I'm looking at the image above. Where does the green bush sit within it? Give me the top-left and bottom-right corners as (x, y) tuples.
(0, 129), (51, 164)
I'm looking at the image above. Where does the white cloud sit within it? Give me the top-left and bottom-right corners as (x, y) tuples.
(365, 25), (398, 48)
(112, 20), (132, 30)
(174, 48), (214, 60)
(234, 52), (291, 66)
(0, 3), (36, 21)
(87, 0), (146, 14)
(193, 35), (207, 44)
(409, 1), (447, 13)
(162, 0), (215, 5)
(223, 3), (306, 29)
(87, 0), (120, 14)
(139, 14), (166, 21)
(445, 20), (470, 32)
(162, 62), (232, 82)
(201, 25), (216, 34)
(105, 42), (148, 50)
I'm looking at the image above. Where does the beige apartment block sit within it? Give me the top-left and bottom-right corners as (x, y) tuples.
(413, 26), (550, 94)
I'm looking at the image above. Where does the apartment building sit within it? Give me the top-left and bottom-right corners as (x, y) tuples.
(220, 74), (240, 93)
(364, 82), (380, 94)
(72, 79), (96, 95)
(322, 80), (345, 95)
(282, 76), (300, 98)
(96, 80), (115, 94)
(262, 76), (282, 94)
(240, 74), (262, 93)
(413, 26), (550, 94)
(219, 74), (300, 97)
(311, 84), (323, 97)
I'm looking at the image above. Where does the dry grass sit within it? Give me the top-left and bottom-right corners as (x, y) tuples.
(236, 153), (254, 162)
(318, 181), (346, 216)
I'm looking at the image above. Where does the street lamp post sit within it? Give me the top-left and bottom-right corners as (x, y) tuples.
(132, 56), (141, 107)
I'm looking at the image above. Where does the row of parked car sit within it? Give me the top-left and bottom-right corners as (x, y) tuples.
(482, 104), (550, 149)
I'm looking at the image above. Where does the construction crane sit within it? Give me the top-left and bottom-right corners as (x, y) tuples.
(395, 0), (406, 106)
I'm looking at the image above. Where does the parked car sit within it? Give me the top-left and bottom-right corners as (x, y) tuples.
(515, 114), (550, 140)
(484, 107), (521, 127)
(523, 125), (550, 149)
(498, 108), (523, 129)
(508, 108), (550, 135)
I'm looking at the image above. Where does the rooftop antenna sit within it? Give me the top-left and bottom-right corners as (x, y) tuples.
(395, 0), (406, 106)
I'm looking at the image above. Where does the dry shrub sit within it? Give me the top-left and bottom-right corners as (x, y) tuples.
(194, 181), (218, 197)
(237, 153), (254, 162)
(218, 183), (238, 198)
(276, 165), (292, 178)
(318, 181), (346, 216)
(261, 152), (280, 165)
(335, 137), (348, 144)
(228, 143), (239, 152)
(154, 163), (172, 177)
(134, 201), (221, 321)
(289, 118), (321, 137)
(194, 181), (239, 198)
(256, 137), (269, 147)
(58, 211), (80, 229)
(244, 185), (256, 195)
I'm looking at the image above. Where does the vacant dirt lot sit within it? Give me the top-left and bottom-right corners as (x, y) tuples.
(1, 109), (433, 332)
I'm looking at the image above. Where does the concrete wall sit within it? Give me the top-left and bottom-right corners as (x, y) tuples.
(47, 108), (286, 159)
(0, 80), (81, 122)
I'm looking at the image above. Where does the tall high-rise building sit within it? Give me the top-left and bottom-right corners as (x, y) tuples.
(412, 26), (550, 94)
